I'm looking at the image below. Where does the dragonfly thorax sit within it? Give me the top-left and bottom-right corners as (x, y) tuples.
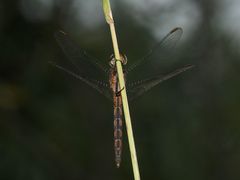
(109, 54), (128, 68)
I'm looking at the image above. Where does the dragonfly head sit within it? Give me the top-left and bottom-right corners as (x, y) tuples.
(109, 54), (128, 68)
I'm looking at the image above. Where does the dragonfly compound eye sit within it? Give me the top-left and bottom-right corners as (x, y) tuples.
(121, 54), (128, 65)
(109, 57), (116, 67)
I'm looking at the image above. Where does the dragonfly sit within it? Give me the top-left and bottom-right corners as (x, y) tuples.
(50, 27), (194, 168)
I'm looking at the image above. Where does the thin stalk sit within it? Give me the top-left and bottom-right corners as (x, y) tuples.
(102, 1), (141, 180)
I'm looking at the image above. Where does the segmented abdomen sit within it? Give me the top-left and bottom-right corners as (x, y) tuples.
(113, 96), (123, 168)
(109, 67), (125, 168)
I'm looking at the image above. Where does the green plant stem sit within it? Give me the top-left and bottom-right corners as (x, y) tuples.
(102, 1), (141, 180)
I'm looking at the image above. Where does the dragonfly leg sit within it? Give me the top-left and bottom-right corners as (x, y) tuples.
(116, 87), (124, 97)
(109, 54), (128, 67)
(115, 54), (127, 65)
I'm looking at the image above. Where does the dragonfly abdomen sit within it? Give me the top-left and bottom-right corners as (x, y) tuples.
(113, 97), (123, 168)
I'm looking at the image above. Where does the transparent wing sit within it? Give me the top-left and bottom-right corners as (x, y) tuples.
(127, 65), (194, 101)
(126, 27), (184, 80)
(52, 31), (111, 99)
(54, 31), (108, 77)
(49, 62), (112, 99)
(125, 27), (194, 100)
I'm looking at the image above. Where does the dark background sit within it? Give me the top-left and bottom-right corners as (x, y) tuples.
(1, 0), (240, 180)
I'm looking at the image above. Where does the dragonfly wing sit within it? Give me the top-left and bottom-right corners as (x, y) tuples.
(49, 61), (112, 100)
(54, 30), (108, 77)
(127, 64), (194, 101)
(125, 27), (194, 100)
(126, 27), (183, 74)
(52, 31), (112, 99)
